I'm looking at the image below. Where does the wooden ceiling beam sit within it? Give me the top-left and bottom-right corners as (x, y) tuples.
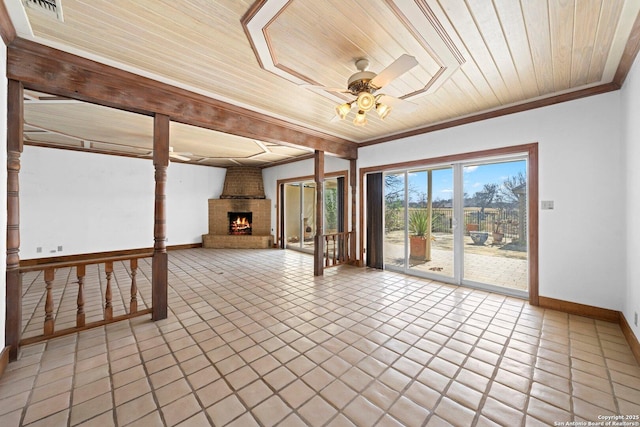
(0, 0), (16, 45)
(7, 38), (358, 160)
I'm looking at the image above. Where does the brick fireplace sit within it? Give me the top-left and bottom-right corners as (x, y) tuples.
(202, 167), (273, 249)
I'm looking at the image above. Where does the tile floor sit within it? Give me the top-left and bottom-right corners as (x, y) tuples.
(385, 236), (528, 291)
(1, 248), (639, 426)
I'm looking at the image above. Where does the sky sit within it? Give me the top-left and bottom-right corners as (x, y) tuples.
(388, 160), (526, 202)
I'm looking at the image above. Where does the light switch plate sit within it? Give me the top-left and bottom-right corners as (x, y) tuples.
(541, 200), (554, 210)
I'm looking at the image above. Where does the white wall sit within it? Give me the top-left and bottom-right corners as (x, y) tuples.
(21, 146), (225, 258)
(358, 92), (625, 311)
(622, 54), (640, 341)
(1, 39), (8, 350)
(166, 161), (226, 245)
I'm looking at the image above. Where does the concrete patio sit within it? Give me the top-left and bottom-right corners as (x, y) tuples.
(384, 233), (528, 291)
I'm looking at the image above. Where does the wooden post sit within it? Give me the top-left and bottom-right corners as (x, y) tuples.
(314, 150), (324, 276)
(76, 264), (86, 327)
(43, 268), (55, 336)
(104, 261), (113, 320)
(130, 258), (138, 314)
(152, 114), (169, 320)
(350, 159), (357, 265)
(426, 170), (432, 261)
(6, 80), (23, 360)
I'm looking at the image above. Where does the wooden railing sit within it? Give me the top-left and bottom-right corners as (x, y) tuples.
(323, 231), (355, 268)
(19, 252), (153, 345)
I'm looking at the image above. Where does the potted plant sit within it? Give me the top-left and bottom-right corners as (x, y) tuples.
(492, 218), (504, 243)
(409, 209), (430, 261)
(469, 231), (488, 245)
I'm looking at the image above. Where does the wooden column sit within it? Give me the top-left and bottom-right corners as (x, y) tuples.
(350, 159), (357, 264)
(152, 114), (169, 320)
(314, 150), (324, 276)
(6, 80), (23, 361)
(426, 170), (433, 261)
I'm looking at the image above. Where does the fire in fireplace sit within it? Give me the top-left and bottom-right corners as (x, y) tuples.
(228, 212), (252, 235)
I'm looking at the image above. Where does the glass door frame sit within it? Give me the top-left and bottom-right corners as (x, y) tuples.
(360, 144), (539, 304)
(458, 156), (529, 297)
(382, 165), (456, 283)
(277, 170), (349, 252)
(382, 164), (460, 284)
(282, 181), (316, 253)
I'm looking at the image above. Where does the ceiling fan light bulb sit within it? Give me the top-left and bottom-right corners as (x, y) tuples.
(356, 92), (375, 112)
(335, 102), (351, 120)
(376, 103), (391, 119)
(353, 110), (367, 126)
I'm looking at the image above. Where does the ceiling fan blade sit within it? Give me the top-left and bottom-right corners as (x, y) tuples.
(370, 54), (418, 89)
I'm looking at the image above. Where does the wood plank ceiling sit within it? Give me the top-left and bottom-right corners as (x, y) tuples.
(6, 0), (640, 166)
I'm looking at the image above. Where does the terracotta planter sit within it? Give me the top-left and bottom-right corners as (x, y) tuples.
(492, 232), (504, 243)
(409, 236), (427, 261)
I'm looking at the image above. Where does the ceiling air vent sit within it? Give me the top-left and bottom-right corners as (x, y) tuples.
(23, 0), (64, 22)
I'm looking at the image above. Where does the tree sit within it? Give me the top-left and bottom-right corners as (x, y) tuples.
(385, 175), (404, 231)
(500, 172), (526, 205)
(324, 188), (337, 231)
(475, 183), (499, 213)
(384, 175), (404, 206)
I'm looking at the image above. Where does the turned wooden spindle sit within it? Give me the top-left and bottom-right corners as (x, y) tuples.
(130, 258), (138, 314)
(44, 268), (55, 335)
(76, 264), (86, 327)
(325, 235), (331, 267)
(105, 261), (113, 320)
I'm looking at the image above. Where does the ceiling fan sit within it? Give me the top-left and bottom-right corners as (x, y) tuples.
(311, 54), (419, 126)
(142, 146), (193, 161)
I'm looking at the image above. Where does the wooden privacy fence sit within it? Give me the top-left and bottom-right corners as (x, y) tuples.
(323, 231), (355, 268)
(19, 252), (153, 346)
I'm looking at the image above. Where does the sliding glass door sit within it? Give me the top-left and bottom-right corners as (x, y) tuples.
(282, 177), (342, 254)
(462, 160), (528, 292)
(407, 168), (455, 278)
(383, 172), (406, 269)
(382, 157), (529, 296)
(384, 167), (455, 280)
(284, 181), (316, 253)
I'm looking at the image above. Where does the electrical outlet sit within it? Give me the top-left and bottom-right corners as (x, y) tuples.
(36, 247), (42, 253)
(635, 312), (638, 327)
(57, 245), (63, 251)
(541, 200), (554, 210)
